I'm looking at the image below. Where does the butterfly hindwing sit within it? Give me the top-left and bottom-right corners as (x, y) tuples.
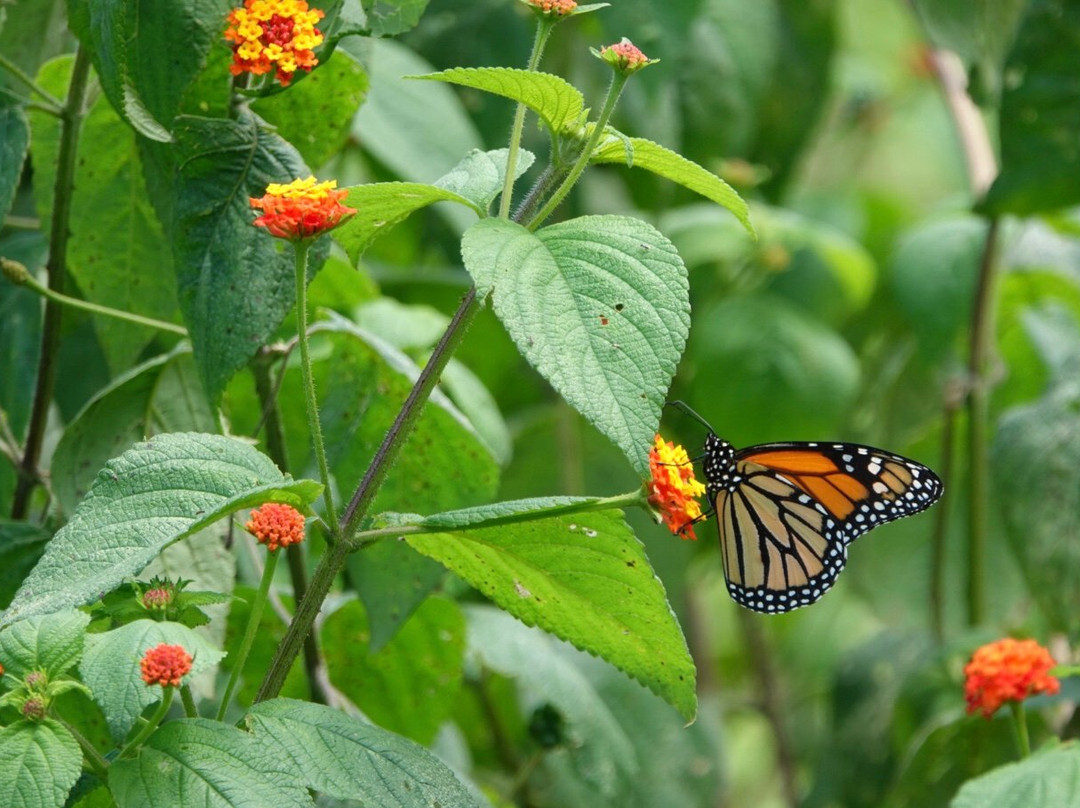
(704, 435), (943, 614)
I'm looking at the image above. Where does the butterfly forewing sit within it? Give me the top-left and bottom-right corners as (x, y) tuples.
(704, 436), (943, 614)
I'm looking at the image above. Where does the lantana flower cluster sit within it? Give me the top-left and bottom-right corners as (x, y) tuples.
(140, 644), (193, 688)
(246, 502), (306, 551)
(224, 0), (324, 86)
(250, 177), (357, 241)
(964, 638), (1060, 718)
(648, 434), (706, 540)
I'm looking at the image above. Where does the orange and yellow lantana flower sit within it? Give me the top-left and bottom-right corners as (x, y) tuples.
(648, 434), (706, 540)
(964, 637), (1060, 718)
(250, 177), (356, 241)
(224, 0), (325, 87)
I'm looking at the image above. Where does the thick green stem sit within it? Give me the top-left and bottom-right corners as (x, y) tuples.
(59, 718), (108, 776)
(179, 685), (198, 718)
(217, 549), (280, 721)
(930, 384), (962, 644)
(118, 687), (174, 759)
(966, 218), (1000, 627)
(294, 243), (339, 533)
(498, 19), (556, 220)
(12, 46), (92, 519)
(527, 71), (629, 229)
(1009, 701), (1031, 758)
(3, 258), (187, 335)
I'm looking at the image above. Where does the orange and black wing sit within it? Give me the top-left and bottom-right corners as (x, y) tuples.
(714, 441), (942, 613)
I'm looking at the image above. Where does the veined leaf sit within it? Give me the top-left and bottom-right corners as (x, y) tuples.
(245, 698), (482, 806)
(591, 134), (754, 237)
(434, 147), (536, 214)
(461, 215), (690, 476)
(0, 610), (90, 679)
(406, 509), (697, 721)
(1, 433), (321, 627)
(0, 720), (82, 808)
(412, 67), (586, 139)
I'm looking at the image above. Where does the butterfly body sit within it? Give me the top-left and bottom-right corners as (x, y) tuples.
(702, 434), (943, 613)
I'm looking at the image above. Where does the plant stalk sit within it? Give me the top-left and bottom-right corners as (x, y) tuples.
(1010, 701), (1031, 758)
(294, 242), (339, 534)
(0, 51), (64, 110)
(12, 46), (92, 519)
(217, 548), (280, 721)
(118, 687), (174, 759)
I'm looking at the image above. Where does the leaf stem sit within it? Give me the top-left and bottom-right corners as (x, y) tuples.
(118, 687), (174, 759)
(353, 490), (646, 543)
(217, 548), (280, 721)
(58, 718), (108, 776)
(966, 218), (1000, 627)
(179, 685), (199, 718)
(12, 45), (91, 519)
(294, 242), (339, 534)
(2, 257), (188, 335)
(0, 51), (64, 111)
(526, 71), (629, 229)
(498, 18), (556, 220)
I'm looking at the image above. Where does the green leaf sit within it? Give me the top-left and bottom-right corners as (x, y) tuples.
(462, 216), (690, 476)
(685, 293), (859, 445)
(80, 620), (224, 741)
(413, 67), (586, 140)
(591, 135), (754, 237)
(347, 38), (482, 193)
(52, 347), (214, 517)
(467, 606), (719, 807)
(170, 111), (317, 401)
(1, 432), (321, 627)
(335, 182), (476, 265)
(982, 0), (1080, 214)
(912, 0), (1028, 80)
(246, 698), (481, 806)
(321, 598), (464, 745)
(0, 610), (90, 678)
(951, 746), (1080, 808)
(406, 510), (696, 721)
(28, 56), (179, 372)
(0, 720), (82, 808)
(252, 49), (369, 170)
(0, 105), (29, 220)
(362, 0), (429, 36)
(108, 718), (314, 808)
(434, 147), (536, 214)
(993, 307), (1080, 630)
(0, 522), (51, 611)
(889, 216), (986, 352)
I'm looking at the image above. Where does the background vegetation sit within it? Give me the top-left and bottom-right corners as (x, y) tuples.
(2, 0), (1079, 806)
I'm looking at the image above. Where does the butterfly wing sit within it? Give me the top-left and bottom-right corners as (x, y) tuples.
(716, 441), (942, 613)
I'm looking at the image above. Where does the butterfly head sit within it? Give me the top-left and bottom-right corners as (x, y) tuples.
(702, 433), (738, 496)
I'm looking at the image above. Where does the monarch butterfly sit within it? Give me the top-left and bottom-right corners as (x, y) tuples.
(700, 431), (943, 614)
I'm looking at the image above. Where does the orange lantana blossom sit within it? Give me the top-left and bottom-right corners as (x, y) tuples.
(648, 434), (706, 540)
(140, 644), (193, 688)
(964, 638), (1060, 718)
(246, 502), (306, 551)
(225, 0), (324, 86)
(524, 0), (577, 16)
(250, 177), (357, 241)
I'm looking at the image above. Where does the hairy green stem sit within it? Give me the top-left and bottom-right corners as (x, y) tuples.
(217, 549), (280, 721)
(966, 218), (1000, 627)
(59, 718), (108, 776)
(12, 46), (91, 519)
(118, 687), (174, 759)
(497, 18), (555, 220)
(294, 243), (339, 534)
(251, 354), (325, 704)
(527, 71), (628, 229)
(0, 51), (64, 110)
(180, 685), (198, 718)
(3, 258), (188, 335)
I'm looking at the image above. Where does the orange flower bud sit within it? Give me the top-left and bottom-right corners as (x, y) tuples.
(245, 502), (306, 551)
(140, 644), (193, 688)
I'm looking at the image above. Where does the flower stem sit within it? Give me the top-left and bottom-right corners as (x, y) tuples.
(118, 687), (174, 758)
(526, 71), (629, 229)
(217, 548), (280, 721)
(12, 45), (91, 519)
(59, 718), (108, 776)
(294, 242), (339, 534)
(180, 685), (199, 718)
(498, 18), (556, 220)
(2, 258), (188, 335)
(1009, 701), (1031, 758)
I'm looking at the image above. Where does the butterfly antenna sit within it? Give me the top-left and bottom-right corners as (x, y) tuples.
(664, 400), (715, 434)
